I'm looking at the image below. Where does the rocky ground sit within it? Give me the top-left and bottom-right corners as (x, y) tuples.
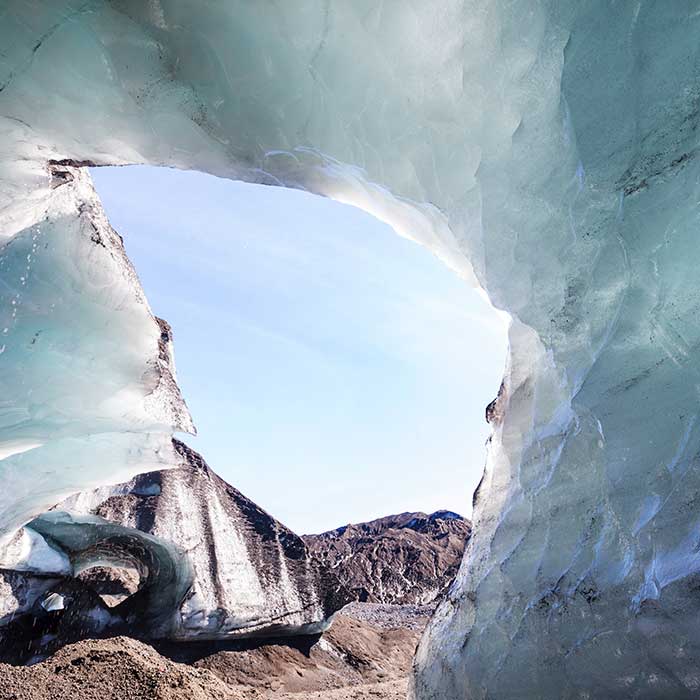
(339, 603), (434, 632)
(271, 680), (408, 700)
(0, 604), (430, 700)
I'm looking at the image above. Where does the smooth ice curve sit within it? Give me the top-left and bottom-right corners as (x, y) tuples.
(1, 2), (700, 697)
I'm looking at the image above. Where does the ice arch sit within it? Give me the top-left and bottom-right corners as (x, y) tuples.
(27, 511), (193, 635)
(1, 1), (700, 697)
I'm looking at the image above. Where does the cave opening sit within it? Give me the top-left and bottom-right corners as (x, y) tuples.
(0, 158), (509, 660)
(75, 564), (142, 608)
(90, 165), (509, 537)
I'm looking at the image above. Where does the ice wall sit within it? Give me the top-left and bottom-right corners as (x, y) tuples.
(1, 1), (699, 696)
(0, 165), (192, 540)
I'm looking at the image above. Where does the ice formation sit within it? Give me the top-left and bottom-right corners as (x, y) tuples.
(0, 165), (192, 539)
(27, 509), (194, 637)
(1, 1), (699, 697)
(54, 439), (349, 640)
(0, 441), (346, 658)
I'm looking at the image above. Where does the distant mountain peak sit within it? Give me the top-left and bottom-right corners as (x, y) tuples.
(429, 509), (463, 521)
(303, 510), (471, 606)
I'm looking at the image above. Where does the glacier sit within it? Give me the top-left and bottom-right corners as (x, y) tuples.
(54, 439), (349, 641)
(0, 1), (700, 697)
(0, 440), (348, 661)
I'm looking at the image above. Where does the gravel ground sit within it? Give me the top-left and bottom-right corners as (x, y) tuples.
(277, 679), (408, 699)
(340, 602), (435, 631)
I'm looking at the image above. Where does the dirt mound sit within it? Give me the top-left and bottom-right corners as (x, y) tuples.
(0, 636), (233, 700)
(0, 605), (424, 700)
(193, 612), (420, 695)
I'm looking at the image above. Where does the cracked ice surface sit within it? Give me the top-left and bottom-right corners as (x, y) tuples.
(0, 1), (700, 696)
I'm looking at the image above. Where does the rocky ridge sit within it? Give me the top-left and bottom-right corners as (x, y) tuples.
(303, 511), (471, 605)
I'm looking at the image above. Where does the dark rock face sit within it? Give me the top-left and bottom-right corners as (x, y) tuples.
(303, 511), (471, 605)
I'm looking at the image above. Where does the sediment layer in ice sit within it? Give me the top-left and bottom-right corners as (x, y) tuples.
(0, 441), (349, 646)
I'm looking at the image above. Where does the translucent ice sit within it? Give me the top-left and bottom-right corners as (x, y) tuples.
(0, 1), (700, 696)
(0, 167), (192, 539)
(28, 510), (193, 637)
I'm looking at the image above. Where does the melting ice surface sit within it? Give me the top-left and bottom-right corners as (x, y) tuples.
(1, 1), (700, 697)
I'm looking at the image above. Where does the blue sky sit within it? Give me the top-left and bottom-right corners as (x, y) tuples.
(91, 166), (507, 534)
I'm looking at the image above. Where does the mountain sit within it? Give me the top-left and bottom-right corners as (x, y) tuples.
(303, 511), (471, 605)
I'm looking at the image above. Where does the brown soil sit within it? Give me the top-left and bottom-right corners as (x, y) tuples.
(194, 612), (420, 695)
(0, 605), (424, 700)
(0, 636), (232, 700)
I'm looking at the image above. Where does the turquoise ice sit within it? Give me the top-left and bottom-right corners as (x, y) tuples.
(1, 2), (700, 697)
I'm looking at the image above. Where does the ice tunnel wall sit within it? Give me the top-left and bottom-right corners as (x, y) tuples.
(27, 511), (193, 636)
(1, 1), (700, 697)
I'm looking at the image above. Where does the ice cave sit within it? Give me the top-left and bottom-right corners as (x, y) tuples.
(2, 1), (700, 698)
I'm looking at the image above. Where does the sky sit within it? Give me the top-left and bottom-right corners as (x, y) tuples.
(91, 166), (508, 535)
